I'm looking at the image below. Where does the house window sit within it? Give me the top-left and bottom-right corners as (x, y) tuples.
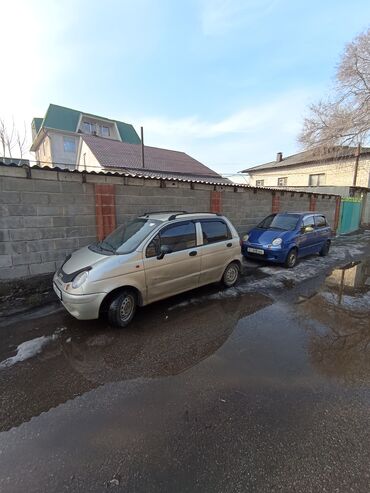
(278, 177), (288, 186)
(63, 136), (76, 152)
(256, 180), (265, 187)
(101, 126), (110, 137)
(309, 173), (326, 186)
(82, 121), (94, 134)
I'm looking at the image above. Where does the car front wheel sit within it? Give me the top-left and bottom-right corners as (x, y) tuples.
(222, 262), (240, 287)
(284, 248), (298, 268)
(108, 289), (137, 328)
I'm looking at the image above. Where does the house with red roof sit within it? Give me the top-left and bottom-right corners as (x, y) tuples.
(31, 104), (226, 184)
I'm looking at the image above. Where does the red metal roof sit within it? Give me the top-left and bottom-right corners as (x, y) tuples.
(81, 134), (222, 178)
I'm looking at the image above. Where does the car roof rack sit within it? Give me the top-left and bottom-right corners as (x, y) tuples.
(142, 210), (188, 217)
(168, 211), (222, 220)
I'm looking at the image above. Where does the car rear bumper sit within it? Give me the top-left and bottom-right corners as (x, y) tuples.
(53, 278), (105, 320)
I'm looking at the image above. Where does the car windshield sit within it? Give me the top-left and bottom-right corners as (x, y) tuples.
(90, 218), (161, 254)
(257, 214), (300, 231)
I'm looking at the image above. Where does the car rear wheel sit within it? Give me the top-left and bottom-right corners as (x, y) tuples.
(320, 240), (330, 257)
(108, 289), (137, 328)
(222, 262), (240, 288)
(284, 248), (298, 268)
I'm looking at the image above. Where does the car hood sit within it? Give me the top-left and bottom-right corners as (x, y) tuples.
(247, 228), (290, 245)
(62, 246), (108, 274)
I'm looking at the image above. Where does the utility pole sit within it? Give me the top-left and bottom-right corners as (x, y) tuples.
(141, 126), (145, 169)
(353, 143), (361, 186)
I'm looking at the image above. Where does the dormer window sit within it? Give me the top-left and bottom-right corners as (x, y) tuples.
(101, 126), (110, 137)
(83, 121), (94, 134)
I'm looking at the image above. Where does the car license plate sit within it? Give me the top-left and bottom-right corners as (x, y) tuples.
(53, 283), (62, 300)
(247, 247), (264, 255)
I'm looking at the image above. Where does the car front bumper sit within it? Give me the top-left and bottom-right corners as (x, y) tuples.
(241, 243), (288, 264)
(53, 276), (105, 320)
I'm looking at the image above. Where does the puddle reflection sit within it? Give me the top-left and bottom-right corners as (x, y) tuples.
(301, 258), (370, 385)
(0, 292), (271, 431)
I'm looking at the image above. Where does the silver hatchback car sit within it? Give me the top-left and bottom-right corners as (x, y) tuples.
(53, 211), (242, 327)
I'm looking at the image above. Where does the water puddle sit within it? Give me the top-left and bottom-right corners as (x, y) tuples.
(299, 257), (370, 385)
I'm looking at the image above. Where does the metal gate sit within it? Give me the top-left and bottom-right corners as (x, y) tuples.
(338, 198), (362, 234)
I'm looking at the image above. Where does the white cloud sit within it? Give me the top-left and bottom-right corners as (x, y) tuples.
(200, 0), (280, 36)
(128, 89), (314, 175)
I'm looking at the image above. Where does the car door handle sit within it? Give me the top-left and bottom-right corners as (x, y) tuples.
(226, 243), (232, 247)
(189, 250), (197, 256)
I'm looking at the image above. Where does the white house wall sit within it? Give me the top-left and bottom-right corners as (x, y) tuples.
(248, 157), (370, 188)
(77, 140), (102, 173)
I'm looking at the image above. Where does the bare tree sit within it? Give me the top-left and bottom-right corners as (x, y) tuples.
(0, 117), (29, 160)
(299, 27), (370, 149)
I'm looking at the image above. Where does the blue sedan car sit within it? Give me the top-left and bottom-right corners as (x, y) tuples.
(242, 212), (332, 268)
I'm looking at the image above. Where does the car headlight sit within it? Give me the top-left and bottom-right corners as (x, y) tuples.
(242, 234), (249, 242)
(72, 271), (89, 289)
(272, 238), (282, 246)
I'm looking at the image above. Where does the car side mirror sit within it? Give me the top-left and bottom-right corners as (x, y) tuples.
(157, 244), (172, 260)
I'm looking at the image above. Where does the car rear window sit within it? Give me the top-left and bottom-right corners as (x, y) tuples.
(201, 220), (231, 244)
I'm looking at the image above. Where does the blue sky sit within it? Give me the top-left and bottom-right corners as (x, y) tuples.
(2, 0), (370, 174)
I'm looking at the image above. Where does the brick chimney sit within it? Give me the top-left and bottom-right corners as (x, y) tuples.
(276, 152), (283, 163)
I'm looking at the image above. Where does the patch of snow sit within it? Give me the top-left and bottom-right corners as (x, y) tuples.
(0, 335), (56, 369)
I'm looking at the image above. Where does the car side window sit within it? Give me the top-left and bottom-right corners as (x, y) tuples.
(146, 221), (196, 258)
(315, 215), (327, 228)
(146, 234), (160, 258)
(302, 215), (315, 230)
(201, 220), (231, 244)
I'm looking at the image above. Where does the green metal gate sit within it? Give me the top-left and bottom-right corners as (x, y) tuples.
(338, 198), (362, 234)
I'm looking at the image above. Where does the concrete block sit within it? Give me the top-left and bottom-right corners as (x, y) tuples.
(53, 238), (79, 250)
(0, 230), (10, 241)
(47, 193), (71, 205)
(3, 178), (35, 192)
(78, 236), (96, 247)
(85, 174), (123, 184)
(0, 166), (28, 178)
(0, 255), (12, 268)
(0, 241), (27, 255)
(0, 264), (30, 280)
(52, 216), (73, 227)
(33, 180), (61, 193)
(12, 252), (42, 266)
(22, 192), (49, 205)
(9, 204), (38, 216)
(73, 215), (96, 226)
(59, 181), (85, 194)
(26, 216), (53, 228)
(0, 216), (24, 229)
(27, 239), (55, 252)
(31, 168), (59, 181)
(64, 205), (95, 216)
(0, 191), (20, 204)
(37, 206), (64, 216)
(39, 227), (66, 239)
(65, 226), (96, 238)
(10, 228), (41, 241)
(41, 250), (70, 263)
(29, 261), (56, 275)
(57, 171), (82, 182)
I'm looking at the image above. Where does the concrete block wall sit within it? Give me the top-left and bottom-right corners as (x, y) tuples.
(0, 163), (341, 282)
(0, 167), (96, 280)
